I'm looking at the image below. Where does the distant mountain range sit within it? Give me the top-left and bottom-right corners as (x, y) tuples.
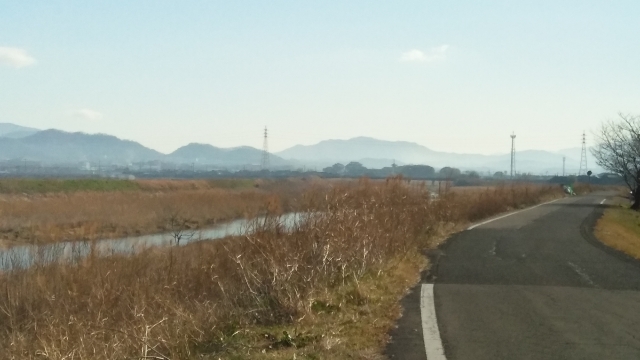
(0, 123), (600, 174)
(0, 129), (164, 164)
(278, 137), (439, 164)
(0, 124), (284, 167)
(276, 137), (600, 175)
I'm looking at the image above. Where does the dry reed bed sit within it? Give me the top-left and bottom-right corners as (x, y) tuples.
(0, 180), (562, 359)
(0, 178), (317, 245)
(0, 190), (275, 245)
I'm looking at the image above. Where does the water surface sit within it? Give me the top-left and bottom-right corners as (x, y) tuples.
(0, 213), (301, 271)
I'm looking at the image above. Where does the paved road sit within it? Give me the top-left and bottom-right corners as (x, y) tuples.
(386, 193), (640, 359)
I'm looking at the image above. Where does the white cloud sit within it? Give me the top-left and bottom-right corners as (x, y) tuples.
(0, 47), (37, 68)
(400, 45), (450, 63)
(400, 49), (428, 62)
(72, 109), (104, 121)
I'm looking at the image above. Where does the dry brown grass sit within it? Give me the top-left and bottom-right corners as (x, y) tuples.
(0, 178), (317, 246)
(595, 195), (640, 260)
(0, 180), (563, 359)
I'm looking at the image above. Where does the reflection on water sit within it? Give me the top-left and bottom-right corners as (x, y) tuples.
(0, 213), (301, 271)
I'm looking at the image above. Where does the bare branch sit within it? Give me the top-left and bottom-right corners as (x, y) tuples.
(592, 114), (640, 209)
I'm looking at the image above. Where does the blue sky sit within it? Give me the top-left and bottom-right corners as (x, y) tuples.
(1, 1), (639, 154)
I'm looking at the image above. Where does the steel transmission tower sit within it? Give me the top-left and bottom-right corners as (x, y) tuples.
(578, 131), (587, 176)
(510, 133), (516, 178)
(261, 127), (270, 171)
(563, 157), (566, 177)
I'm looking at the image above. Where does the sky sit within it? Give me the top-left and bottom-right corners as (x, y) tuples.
(1, 1), (639, 155)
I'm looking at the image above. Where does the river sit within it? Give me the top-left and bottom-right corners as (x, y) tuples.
(0, 213), (302, 271)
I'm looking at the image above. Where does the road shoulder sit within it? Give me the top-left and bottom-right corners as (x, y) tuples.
(594, 196), (640, 262)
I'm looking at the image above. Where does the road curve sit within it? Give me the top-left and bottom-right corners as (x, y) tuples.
(386, 192), (640, 360)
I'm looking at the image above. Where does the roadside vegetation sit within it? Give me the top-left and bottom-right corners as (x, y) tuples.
(0, 179), (564, 359)
(595, 193), (640, 260)
(0, 178), (316, 246)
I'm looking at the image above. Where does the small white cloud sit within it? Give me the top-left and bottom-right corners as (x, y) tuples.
(400, 45), (450, 63)
(72, 109), (104, 121)
(0, 47), (37, 68)
(400, 49), (427, 62)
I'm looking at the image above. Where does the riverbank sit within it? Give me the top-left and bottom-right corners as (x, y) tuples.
(0, 178), (317, 246)
(0, 179), (566, 359)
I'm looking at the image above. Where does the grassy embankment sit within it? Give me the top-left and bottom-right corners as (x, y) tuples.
(0, 179), (564, 359)
(595, 192), (640, 260)
(0, 178), (315, 246)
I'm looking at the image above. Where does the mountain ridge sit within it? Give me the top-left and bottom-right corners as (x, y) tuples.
(276, 137), (600, 174)
(0, 123), (40, 138)
(0, 126), (286, 168)
(0, 123), (600, 173)
(169, 143), (289, 166)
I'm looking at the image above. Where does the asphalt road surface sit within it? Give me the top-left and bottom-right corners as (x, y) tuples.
(386, 192), (640, 360)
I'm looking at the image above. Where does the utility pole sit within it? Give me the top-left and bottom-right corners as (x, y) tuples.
(510, 133), (516, 178)
(563, 157), (566, 177)
(578, 131), (588, 176)
(261, 126), (270, 171)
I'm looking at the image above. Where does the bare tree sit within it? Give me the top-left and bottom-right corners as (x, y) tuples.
(163, 209), (195, 246)
(162, 209), (196, 280)
(592, 113), (640, 209)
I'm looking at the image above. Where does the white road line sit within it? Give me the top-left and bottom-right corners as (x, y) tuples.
(467, 198), (561, 230)
(600, 199), (606, 205)
(488, 241), (497, 256)
(421, 284), (447, 360)
(568, 262), (597, 287)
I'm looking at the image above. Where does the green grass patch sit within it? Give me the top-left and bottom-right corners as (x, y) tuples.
(0, 178), (140, 194)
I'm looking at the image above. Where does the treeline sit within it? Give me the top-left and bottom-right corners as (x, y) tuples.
(322, 162), (469, 179)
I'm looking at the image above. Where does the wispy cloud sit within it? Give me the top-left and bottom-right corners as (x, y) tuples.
(400, 45), (450, 63)
(0, 47), (37, 68)
(72, 109), (104, 121)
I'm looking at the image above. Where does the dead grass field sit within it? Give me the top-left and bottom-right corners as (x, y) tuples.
(595, 194), (640, 260)
(0, 180), (566, 359)
(0, 178), (321, 246)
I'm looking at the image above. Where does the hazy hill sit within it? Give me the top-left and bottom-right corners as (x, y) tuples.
(277, 137), (438, 164)
(169, 143), (290, 167)
(0, 123), (600, 173)
(0, 125), (291, 167)
(277, 137), (601, 174)
(555, 147), (592, 164)
(477, 150), (579, 174)
(277, 137), (489, 168)
(0, 123), (40, 138)
(0, 130), (164, 164)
